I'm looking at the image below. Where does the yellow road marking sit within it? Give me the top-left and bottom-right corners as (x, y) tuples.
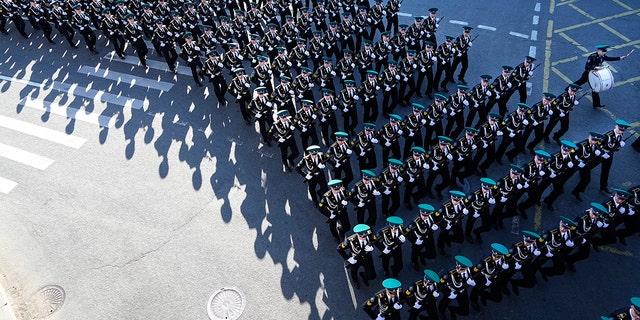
(568, 3), (596, 19)
(550, 0), (556, 14)
(552, 56), (578, 66)
(614, 75), (640, 87)
(534, 205), (543, 232)
(598, 22), (632, 42)
(555, 0), (578, 7)
(603, 62), (618, 73)
(557, 32), (590, 53)
(599, 246), (634, 257)
(551, 66), (574, 84)
(612, 0), (633, 10)
(554, 9), (640, 33)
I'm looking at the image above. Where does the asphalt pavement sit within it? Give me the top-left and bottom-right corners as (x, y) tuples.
(0, 0), (638, 319)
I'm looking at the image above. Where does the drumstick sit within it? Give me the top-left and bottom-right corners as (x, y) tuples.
(625, 49), (634, 58)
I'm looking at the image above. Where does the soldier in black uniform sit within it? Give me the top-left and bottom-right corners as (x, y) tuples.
(406, 269), (442, 320)
(605, 297), (640, 320)
(469, 243), (511, 311)
(314, 56), (336, 94)
(510, 55), (536, 103)
(406, 204), (439, 271)
(272, 47), (293, 81)
(354, 122), (378, 171)
(451, 26), (474, 84)
(405, 15), (424, 52)
(280, 15), (298, 52)
(101, 9), (126, 58)
(373, 31), (392, 73)
(180, 32), (205, 86)
(516, 149), (552, 219)
(485, 65), (514, 117)
(269, 110), (301, 172)
(524, 92), (556, 152)
(247, 87), (273, 144)
(425, 136), (454, 199)
(337, 79), (359, 135)
(444, 84), (470, 139)
(467, 74), (493, 127)
(246, 2), (263, 37)
(167, 11), (187, 47)
(565, 202), (607, 270)
(295, 145), (329, 207)
(249, 55), (273, 93)
(293, 99), (320, 150)
(352, 169), (381, 226)
(380, 59), (399, 116)
(403, 146), (428, 210)
(543, 83), (580, 144)
(438, 255), (476, 320)
(310, 0), (327, 32)
(401, 103), (426, 159)
(222, 42), (243, 75)
(474, 113), (502, 177)
(338, 223), (376, 288)
(356, 40), (375, 80)
(570, 132), (605, 201)
(397, 49), (417, 106)
(323, 21), (340, 59)
(375, 216), (407, 277)
(415, 41), (437, 99)
(543, 140), (579, 210)
(244, 34), (265, 68)
(138, 4), (156, 42)
(289, 38), (310, 74)
(492, 165), (527, 228)
(363, 278), (406, 320)
(379, 159), (404, 218)
(338, 12), (355, 53)
(423, 7), (438, 46)
(326, 130), (354, 181)
(49, 1), (77, 47)
(152, 19), (178, 73)
(538, 217), (577, 281)
(378, 114), (403, 168)
(509, 230), (543, 295)
(450, 127), (478, 189)
(27, 0), (54, 43)
(308, 31), (325, 71)
(368, 1), (385, 46)
(228, 68), (252, 124)
(572, 44), (628, 109)
(422, 93), (447, 149)
(213, 16), (233, 51)
(123, 14), (148, 67)
(390, 24), (408, 61)
(197, 0), (215, 28)
(353, 6), (369, 50)
(71, 5), (99, 53)
(0, 0), (29, 38)
(592, 188), (632, 250)
(495, 103), (530, 165)
(599, 119), (630, 194)
(436, 190), (469, 256)
(315, 88), (339, 146)
(384, 0), (400, 33)
(271, 75), (296, 115)
(361, 70), (381, 123)
(433, 35), (457, 93)
(183, 2), (202, 40)
(337, 49), (356, 84)
(467, 177), (497, 244)
(292, 66), (315, 103)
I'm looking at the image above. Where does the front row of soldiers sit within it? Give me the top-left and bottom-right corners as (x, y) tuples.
(338, 188), (638, 319)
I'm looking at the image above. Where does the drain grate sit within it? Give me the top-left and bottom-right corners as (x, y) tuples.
(207, 287), (246, 320)
(33, 285), (65, 318)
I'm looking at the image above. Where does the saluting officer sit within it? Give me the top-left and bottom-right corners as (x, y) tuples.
(467, 177), (498, 244)
(406, 204), (439, 271)
(296, 145), (329, 207)
(572, 44), (628, 109)
(451, 26), (474, 84)
(378, 114), (404, 168)
(247, 87), (273, 144)
(524, 92), (556, 152)
(425, 136), (454, 199)
(227, 68), (252, 123)
(379, 159), (404, 218)
(375, 216), (407, 277)
(363, 278), (406, 320)
(437, 190), (469, 256)
(338, 223), (376, 289)
(543, 83), (581, 144)
(323, 180), (354, 243)
(123, 14), (148, 68)
(327, 131), (355, 187)
(570, 132), (605, 201)
(269, 110), (301, 172)
(293, 99), (320, 150)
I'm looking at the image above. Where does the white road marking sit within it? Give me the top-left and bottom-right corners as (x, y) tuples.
(529, 46), (537, 58)
(477, 25), (497, 31)
(78, 65), (174, 91)
(398, 12), (412, 17)
(0, 176), (18, 194)
(0, 115), (86, 149)
(449, 20), (469, 26)
(535, 3), (541, 12)
(0, 142), (54, 170)
(105, 52), (194, 77)
(531, 30), (538, 41)
(19, 98), (117, 128)
(533, 15), (539, 25)
(509, 31), (530, 39)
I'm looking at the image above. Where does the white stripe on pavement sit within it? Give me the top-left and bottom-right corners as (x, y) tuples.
(0, 75), (147, 110)
(449, 20), (469, 26)
(19, 98), (117, 128)
(77, 65), (174, 91)
(397, 12), (412, 17)
(106, 53), (194, 77)
(0, 176), (18, 194)
(0, 115), (87, 149)
(509, 31), (530, 39)
(529, 46), (537, 58)
(477, 25), (497, 31)
(0, 142), (54, 170)
(530, 30), (538, 41)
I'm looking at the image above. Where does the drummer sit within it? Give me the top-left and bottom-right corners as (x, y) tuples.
(572, 44), (628, 109)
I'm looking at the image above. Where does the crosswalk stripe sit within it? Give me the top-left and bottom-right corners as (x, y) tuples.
(78, 65), (175, 91)
(0, 114), (87, 149)
(19, 97), (117, 128)
(0, 176), (18, 194)
(0, 74), (147, 110)
(0, 142), (55, 170)
(105, 52), (194, 76)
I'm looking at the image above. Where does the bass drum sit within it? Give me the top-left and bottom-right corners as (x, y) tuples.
(588, 67), (614, 92)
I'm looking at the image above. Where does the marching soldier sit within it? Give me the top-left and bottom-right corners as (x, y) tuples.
(338, 79), (360, 135)
(353, 6), (369, 50)
(167, 11), (187, 47)
(361, 70), (381, 123)
(403, 146), (428, 210)
(293, 99), (320, 150)
(415, 41), (437, 99)
(101, 9), (126, 59)
(384, 0), (401, 33)
(444, 84), (470, 139)
(323, 21), (340, 59)
(269, 110), (301, 172)
(338, 224), (376, 289)
(272, 47), (293, 81)
(71, 5), (99, 53)
(517, 149), (552, 219)
(139, 4), (156, 41)
(433, 35), (457, 93)
(246, 2), (264, 37)
(354, 123), (379, 171)
(180, 32), (204, 86)
(271, 75), (295, 116)
(293, 66), (315, 103)
(310, 0), (327, 32)
(337, 49), (356, 84)
(436, 190), (469, 256)
(451, 26), (474, 84)
(492, 165), (527, 228)
(290, 38), (310, 74)
(425, 136), (454, 199)
(422, 93), (447, 149)
(281, 15), (298, 52)
(27, 0), (55, 43)
(295, 145), (329, 207)
(338, 12), (355, 52)
(202, 52), (227, 105)
(375, 216), (407, 277)
(314, 56), (337, 94)
(227, 68), (252, 124)
(467, 74), (493, 127)
(308, 31), (325, 71)
(495, 103), (530, 165)
(406, 204), (439, 271)
(123, 14), (148, 68)
(616, 186), (639, 246)
(261, 24), (280, 61)
(260, 0), (278, 27)
(423, 7), (438, 45)
(542, 140), (579, 211)
(438, 255), (476, 320)
(469, 243), (511, 311)
(380, 59), (399, 116)
(594, 188), (633, 249)
(244, 34), (265, 68)
(406, 269), (442, 320)
(604, 297), (640, 320)
(467, 178), (498, 244)
(363, 278), (406, 320)
(509, 230), (543, 295)
(485, 65), (514, 117)
(401, 103), (426, 159)
(327, 131), (355, 187)
(183, 2), (202, 40)
(372, 31), (392, 73)
(230, 10), (248, 47)
(323, 180), (354, 243)
(599, 119), (630, 194)
(572, 44), (628, 109)
(222, 42), (243, 75)
(356, 40), (376, 80)
(247, 87), (273, 144)
(1, 0), (29, 38)
(406, 15), (424, 52)
(152, 19), (178, 73)
(524, 92), (556, 152)
(510, 55), (536, 103)
(571, 132), (605, 201)
(378, 114), (403, 168)
(213, 16), (233, 51)
(49, 1), (77, 47)
(352, 169), (381, 226)
(250, 56), (273, 93)
(543, 83), (581, 144)
(316, 88), (339, 146)
(390, 24), (408, 61)
(153, 0), (171, 24)
(397, 49), (417, 106)
(474, 113), (503, 177)
(538, 216), (578, 281)
(379, 159), (404, 218)
(450, 127), (478, 189)
(565, 202), (608, 269)
(197, 0), (214, 28)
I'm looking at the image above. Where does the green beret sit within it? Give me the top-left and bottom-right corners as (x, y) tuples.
(522, 230), (541, 241)
(560, 140), (577, 150)
(543, 92), (556, 99)
(480, 74), (492, 80)
(328, 179), (342, 187)
(411, 146), (426, 154)
(363, 122), (376, 128)
(438, 136), (453, 144)
(445, 35), (454, 40)
(488, 112), (502, 120)
(613, 188), (631, 198)
(465, 127), (479, 134)
(502, 65), (513, 71)
(491, 243), (509, 255)
(306, 145), (321, 153)
(534, 149), (551, 159)
(595, 44), (610, 51)
(361, 169), (377, 178)
(323, 88), (335, 94)
(389, 114), (402, 121)
(449, 190), (465, 199)
(334, 131), (349, 138)
(301, 99), (313, 105)
(568, 83), (581, 90)
(382, 278), (402, 290)
(277, 110), (289, 117)
(616, 119), (631, 128)
(510, 164), (524, 173)
(423, 269), (440, 283)
(183, 32), (193, 39)
(280, 75), (291, 81)
(455, 255), (473, 268)
(386, 216), (403, 226)
(590, 202), (608, 215)
(480, 177), (497, 186)
(525, 55), (536, 62)
(412, 103), (425, 110)
(457, 84), (469, 91)
(435, 93), (447, 101)
(366, 70), (378, 75)
(589, 131), (605, 140)
(353, 224), (370, 234)
(418, 203), (435, 212)
(559, 215), (577, 228)
(517, 102), (529, 109)
(388, 158), (403, 167)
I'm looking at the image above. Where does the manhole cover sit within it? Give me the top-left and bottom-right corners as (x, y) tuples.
(207, 287), (245, 320)
(33, 285), (65, 318)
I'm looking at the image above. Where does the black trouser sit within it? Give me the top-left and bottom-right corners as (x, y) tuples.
(451, 52), (468, 81)
(497, 132), (524, 161)
(381, 188), (400, 217)
(599, 154), (614, 190)
(341, 109), (358, 134)
(356, 200), (377, 226)
(375, 59), (388, 73)
(209, 75), (228, 103)
(158, 44), (178, 71)
(517, 179), (551, 213)
(510, 262), (538, 291)
(255, 116), (272, 143)
(348, 254), (376, 286)
(386, 14), (398, 34)
(475, 143), (496, 171)
(382, 87), (398, 115)
(340, 36), (354, 53)
(408, 298), (438, 320)
(328, 210), (351, 241)
(472, 208), (493, 242)
(131, 38), (149, 66)
(398, 78), (416, 104)
(470, 275), (506, 306)
(381, 141), (401, 168)
(186, 59), (203, 85)
(55, 22), (76, 46)
(444, 112), (464, 139)
(363, 97), (378, 123)
(524, 123), (544, 149)
(492, 195), (519, 226)
(35, 18), (54, 42)
(434, 61), (453, 90)
(380, 247), (403, 276)
(450, 158), (471, 187)
(299, 126), (319, 150)
(466, 103), (483, 127)
(415, 68), (434, 96)
(544, 114), (570, 141)
(437, 221), (464, 254)
(516, 81), (528, 103)
(357, 150), (377, 171)
(8, 14), (29, 38)
(439, 288), (470, 318)
(278, 137), (300, 166)
(410, 234), (436, 266)
(332, 160), (354, 187)
(566, 239), (591, 267)
(423, 122), (443, 149)
(544, 171), (576, 206)
(318, 117), (338, 146)
(426, 165), (451, 195)
(403, 131), (423, 159)
(572, 162), (598, 194)
(574, 71), (602, 107)
(78, 28), (97, 51)
(107, 33), (127, 57)
(539, 249), (569, 279)
(404, 174), (425, 205)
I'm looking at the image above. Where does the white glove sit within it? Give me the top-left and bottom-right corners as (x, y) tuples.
(457, 156), (464, 161)
(596, 221), (604, 228)
(620, 141), (626, 147)
(574, 100), (579, 105)
(373, 190), (381, 196)
(602, 153), (610, 159)
(376, 314), (384, 320)
(376, 86), (380, 90)
(603, 222), (609, 228)
(244, 83), (251, 88)
(278, 137), (285, 143)
(409, 131), (414, 137)
(383, 247), (391, 254)
(457, 53), (462, 57)
(448, 292), (457, 299)
(495, 94), (501, 99)
(483, 142), (489, 148)
(449, 112), (455, 117)
(415, 238), (423, 245)
(409, 177), (415, 182)
(546, 252), (554, 258)
(420, 67), (426, 72)
(524, 182), (530, 188)
(431, 224), (439, 231)
(497, 130), (503, 136)
(533, 249), (541, 256)
(255, 113), (263, 119)
(533, 120), (539, 126)
(488, 198), (496, 204)
(445, 223), (451, 230)
(399, 235), (406, 243)
(517, 183), (523, 189)
(582, 238), (587, 244)
(348, 257), (357, 264)
(463, 100), (469, 106)
(539, 170), (546, 177)
(486, 91), (492, 97)
(550, 172), (556, 178)
(354, 95), (359, 100)
(431, 57), (437, 62)
(393, 302), (402, 310)
(473, 212), (480, 218)
(566, 240), (575, 247)
(309, 83), (315, 88)
(335, 162), (341, 168)
(467, 279), (476, 286)
(286, 61), (292, 66)
(500, 197), (507, 203)
(188, 57), (193, 62)
(343, 108), (349, 113)
(502, 263), (509, 270)
(346, 149), (352, 154)
(432, 165), (439, 171)
(160, 42), (166, 47)
(515, 262), (522, 270)
(397, 176), (403, 182)
(463, 208), (469, 215)
(472, 144), (477, 150)
(559, 112), (566, 118)
(429, 120), (436, 126)
(509, 132), (515, 138)
(385, 141), (391, 147)
(364, 245), (374, 252)
(289, 125), (295, 130)
(620, 207), (626, 214)
(371, 138), (379, 144)
(331, 105), (337, 110)
(365, 97), (369, 102)
(523, 119), (529, 125)
(395, 74), (401, 80)
(594, 149), (601, 156)
(358, 201), (364, 207)
(236, 94), (242, 99)
(413, 302), (422, 309)
(305, 174), (312, 180)
(412, 64), (417, 69)
(360, 151), (365, 156)
(485, 279), (492, 286)
(421, 119), (427, 125)
(384, 188), (391, 195)
(446, 154), (453, 160)
(331, 71), (336, 76)
(341, 200), (348, 205)
(266, 102), (273, 107)
(507, 82), (512, 88)
(385, 86), (391, 92)
(567, 161), (574, 168)
(548, 110), (554, 115)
